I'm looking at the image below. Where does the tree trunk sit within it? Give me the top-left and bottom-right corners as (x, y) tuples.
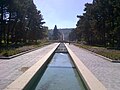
(0, 4), (3, 44)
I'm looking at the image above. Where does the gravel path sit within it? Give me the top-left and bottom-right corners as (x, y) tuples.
(0, 43), (58, 90)
(68, 44), (120, 90)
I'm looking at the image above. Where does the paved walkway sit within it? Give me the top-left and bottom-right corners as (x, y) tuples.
(1, 43), (120, 90)
(0, 43), (58, 90)
(68, 44), (120, 90)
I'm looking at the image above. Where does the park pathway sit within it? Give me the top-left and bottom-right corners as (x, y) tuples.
(1, 43), (120, 90)
(67, 44), (120, 90)
(0, 43), (58, 90)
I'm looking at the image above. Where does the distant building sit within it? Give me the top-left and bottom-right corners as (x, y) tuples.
(48, 28), (74, 41)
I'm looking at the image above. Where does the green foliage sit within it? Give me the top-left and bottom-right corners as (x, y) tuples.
(98, 51), (120, 60)
(53, 25), (61, 40)
(0, 0), (48, 46)
(0, 40), (51, 56)
(69, 29), (77, 41)
(75, 43), (120, 60)
(76, 0), (120, 49)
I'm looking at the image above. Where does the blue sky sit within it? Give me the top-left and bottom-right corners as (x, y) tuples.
(33, 0), (93, 29)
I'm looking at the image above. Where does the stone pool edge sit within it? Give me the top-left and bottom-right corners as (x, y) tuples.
(4, 42), (107, 90)
(3, 43), (60, 90)
(65, 43), (107, 90)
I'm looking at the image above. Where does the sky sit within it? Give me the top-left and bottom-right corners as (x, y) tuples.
(33, 0), (93, 29)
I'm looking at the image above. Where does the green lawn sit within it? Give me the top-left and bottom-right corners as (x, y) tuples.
(75, 44), (120, 61)
(0, 40), (51, 57)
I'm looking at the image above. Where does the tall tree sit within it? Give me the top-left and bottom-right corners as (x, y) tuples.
(0, 0), (47, 46)
(53, 25), (60, 40)
(76, 0), (120, 49)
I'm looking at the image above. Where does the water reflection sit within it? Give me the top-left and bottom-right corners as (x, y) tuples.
(34, 53), (86, 90)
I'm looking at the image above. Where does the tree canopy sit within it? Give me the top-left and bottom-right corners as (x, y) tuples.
(53, 25), (61, 40)
(75, 0), (120, 49)
(0, 0), (48, 46)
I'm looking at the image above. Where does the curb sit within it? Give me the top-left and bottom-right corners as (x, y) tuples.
(4, 43), (59, 90)
(0, 45), (49, 59)
(74, 45), (120, 63)
(65, 44), (107, 90)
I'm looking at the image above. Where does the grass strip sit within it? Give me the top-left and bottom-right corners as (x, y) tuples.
(75, 43), (120, 61)
(0, 40), (52, 57)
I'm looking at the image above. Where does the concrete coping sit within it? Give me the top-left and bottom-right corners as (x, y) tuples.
(65, 43), (107, 90)
(4, 43), (107, 90)
(4, 43), (60, 90)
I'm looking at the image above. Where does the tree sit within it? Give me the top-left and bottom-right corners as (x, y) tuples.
(75, 0), (120, 49)
(0, 0), (47, 47)
(69, 29), (76, 41)
(53, 25), (60, 40)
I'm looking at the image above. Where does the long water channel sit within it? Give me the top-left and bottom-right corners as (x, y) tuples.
(31, 44), (87, 90)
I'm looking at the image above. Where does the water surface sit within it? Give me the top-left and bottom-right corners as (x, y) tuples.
(35, 53), (86, 90)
